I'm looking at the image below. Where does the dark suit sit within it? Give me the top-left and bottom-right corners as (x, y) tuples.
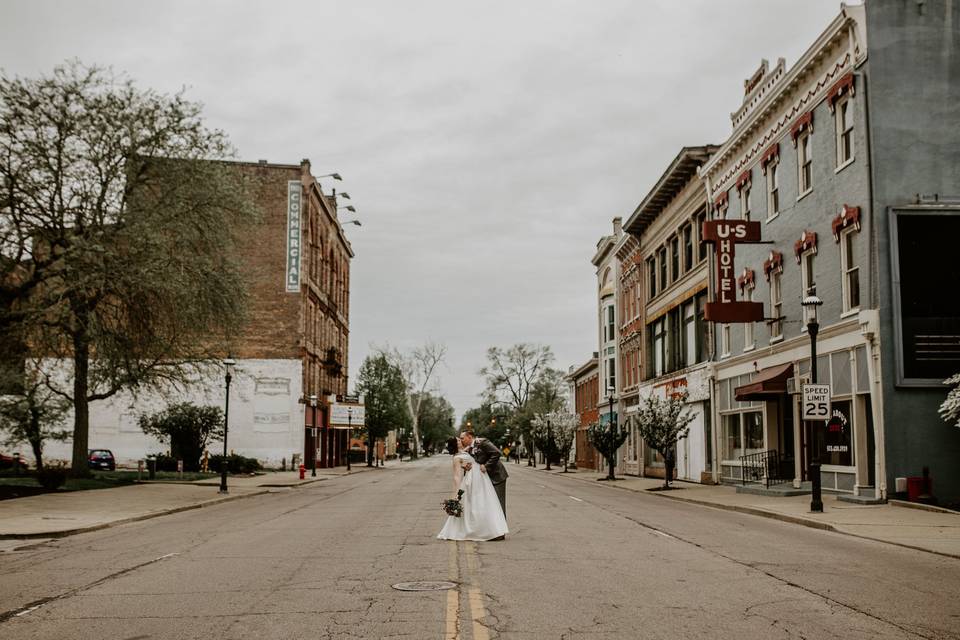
(470, 438), (508, 516)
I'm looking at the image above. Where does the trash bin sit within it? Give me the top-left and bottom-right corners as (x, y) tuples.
(147, 457), (156, 480)
(906, 476), (927, 501)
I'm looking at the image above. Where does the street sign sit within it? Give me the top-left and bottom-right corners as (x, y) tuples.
(330, 403), (365, 427)
(801, 384), (831, 420)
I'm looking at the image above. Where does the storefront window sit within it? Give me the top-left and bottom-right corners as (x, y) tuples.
(745, 412), (764, 454)
(820, 399), (854, 466)
(722, 414), (742, 460)
(722, 411), (763, 461)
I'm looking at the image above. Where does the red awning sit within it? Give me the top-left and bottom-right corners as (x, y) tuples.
(734, 363), (794, 401)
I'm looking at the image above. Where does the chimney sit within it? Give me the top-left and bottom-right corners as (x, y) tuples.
(613, 217), (623, 236)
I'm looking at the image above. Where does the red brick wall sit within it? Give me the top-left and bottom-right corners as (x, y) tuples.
(231, 161), (352, 399)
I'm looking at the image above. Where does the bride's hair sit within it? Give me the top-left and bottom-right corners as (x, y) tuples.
(445, 437), (459, 455)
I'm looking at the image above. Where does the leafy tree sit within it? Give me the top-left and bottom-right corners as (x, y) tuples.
(461, 402), (511, 446)
(940, 373), (960, 428)
(356, 353), (411, 466)
(635, 392), (696, 488)
(552, 412), (579, 472)
(0, 362), (70, 470)
(479, 344), (558, 464)
(416, 392), (456, 454)
(529, 414), (558, 470)
(139, 403), (224, 472)
(0, 61), (257, 475)
(588, 420), (629, 481)
(377, 341), (446, 459)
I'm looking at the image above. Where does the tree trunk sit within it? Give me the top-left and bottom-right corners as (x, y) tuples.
(29, 408), (44, 471)
(407, 395), (419, 460)
(70, 331), (92, 477)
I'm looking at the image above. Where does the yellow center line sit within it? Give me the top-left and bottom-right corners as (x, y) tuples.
(465, 542), (490, 640)
(445, 541), (460, 640)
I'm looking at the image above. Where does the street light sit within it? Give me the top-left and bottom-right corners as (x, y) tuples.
(545, 419), (553, 471)
(336, 192), (351, 200)
(219, 356), (236, 494)
(347, 407), (353, 472)
(341, 205), (356, 213)
(802, 288), (824, 513)
(606, 387), (616, 481)
(341, 219), (362, 227)
(309, 395), (318, 477)
(317, 172), (342, 181)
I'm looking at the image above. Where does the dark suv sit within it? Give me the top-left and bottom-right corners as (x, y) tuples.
(87, 449), (116, 471)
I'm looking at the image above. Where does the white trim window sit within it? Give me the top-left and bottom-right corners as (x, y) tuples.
(840, 228), (861, 313)
(766, 159), (780, 219)
(720, 323), (731, 358)
(740, 184), (751, 221)
(605, 303), (616, 342)
(835, 95), (854, 167)
(744, 284), (756, 350)
(652, 317), (667, 377)
(797, 130), (813, 196)
(769, 272), (783, 340)
(801, 248), (816, 297)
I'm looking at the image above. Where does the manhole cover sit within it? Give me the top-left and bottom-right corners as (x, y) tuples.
(391, 581), (457, 592)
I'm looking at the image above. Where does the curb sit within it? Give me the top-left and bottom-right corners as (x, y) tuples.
(889, 499), (960, 516)
(529, 467), (960, 560)
(0, 489), (271, 541)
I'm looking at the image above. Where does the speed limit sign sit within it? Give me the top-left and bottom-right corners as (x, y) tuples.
(801, 384), (831, 420)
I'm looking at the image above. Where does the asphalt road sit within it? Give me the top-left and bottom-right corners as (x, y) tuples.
(1, 456), (958, 639)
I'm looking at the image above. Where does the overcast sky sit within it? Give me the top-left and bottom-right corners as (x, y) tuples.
(1, 0), (845, 419)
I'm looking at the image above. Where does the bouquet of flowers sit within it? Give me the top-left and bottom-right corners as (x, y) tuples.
(442, 489), (464, 517)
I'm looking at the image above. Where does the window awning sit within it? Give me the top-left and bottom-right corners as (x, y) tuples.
(734, 363), (794, 401)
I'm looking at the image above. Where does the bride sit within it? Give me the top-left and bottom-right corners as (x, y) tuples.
(437, 436), (508, 542)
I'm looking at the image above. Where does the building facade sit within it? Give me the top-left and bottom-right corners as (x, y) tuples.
(625, 146), (718, 483)
(567, 356), (599, 471)
(44, 159), (355, 469)
(591, 218), (624, 476)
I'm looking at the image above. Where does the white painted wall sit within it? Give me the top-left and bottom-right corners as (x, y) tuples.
(42, 359), (304, 468)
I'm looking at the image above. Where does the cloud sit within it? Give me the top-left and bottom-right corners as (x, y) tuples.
(0, 0), (844, 418)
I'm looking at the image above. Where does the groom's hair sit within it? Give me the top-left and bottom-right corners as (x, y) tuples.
(462, 429), (475, 438)
(445, 437), (459, 455)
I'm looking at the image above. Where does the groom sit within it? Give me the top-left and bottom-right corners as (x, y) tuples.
(461, 430), (508, 529)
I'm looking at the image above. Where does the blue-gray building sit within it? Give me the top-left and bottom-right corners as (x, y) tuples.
(700, 1), (960, 503)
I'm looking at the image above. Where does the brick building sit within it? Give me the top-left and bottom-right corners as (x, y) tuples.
(567, 355), (599, 471)
(624, 145), (716, 482)
(43, 158), (355, 468)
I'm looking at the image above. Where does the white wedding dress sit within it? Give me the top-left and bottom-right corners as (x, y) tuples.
(437, 452), (508, 541)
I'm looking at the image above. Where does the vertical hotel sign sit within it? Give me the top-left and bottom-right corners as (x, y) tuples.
(701, 220), (765, 323)
(286, 181), (302, 292)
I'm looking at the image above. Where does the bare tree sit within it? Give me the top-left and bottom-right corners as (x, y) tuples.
(479, 344), (555, 464)
(479, 344), (554, 413)
(377, 341), (446, 459)
(0, 61), (256, 474)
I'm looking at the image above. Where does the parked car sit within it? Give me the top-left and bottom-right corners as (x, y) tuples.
(87, 449), (116, 471)
(0, 452), (29, 471)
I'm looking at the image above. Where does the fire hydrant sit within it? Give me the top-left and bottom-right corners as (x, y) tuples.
(299, 464), (306, 480)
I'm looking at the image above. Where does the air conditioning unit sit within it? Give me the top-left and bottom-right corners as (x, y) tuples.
(786, 375), (810, 395)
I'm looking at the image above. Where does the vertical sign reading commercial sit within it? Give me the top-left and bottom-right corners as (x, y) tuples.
(286, 181), (302, 293)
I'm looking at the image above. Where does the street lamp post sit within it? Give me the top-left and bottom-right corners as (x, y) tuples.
(310, 395), (318, 477)
(802, 289), (824, 513)
(347, 407), (353, 472)
(545, 419), (553, 470)
(606, 388), (616, 481)
(219, 356), (236, 494)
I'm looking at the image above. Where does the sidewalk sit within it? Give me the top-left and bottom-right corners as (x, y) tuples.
(525, 465), (960, 559)
(0, 462), (393, 541)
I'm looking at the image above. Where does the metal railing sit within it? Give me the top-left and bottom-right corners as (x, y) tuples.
(739, 449), (790, 488)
